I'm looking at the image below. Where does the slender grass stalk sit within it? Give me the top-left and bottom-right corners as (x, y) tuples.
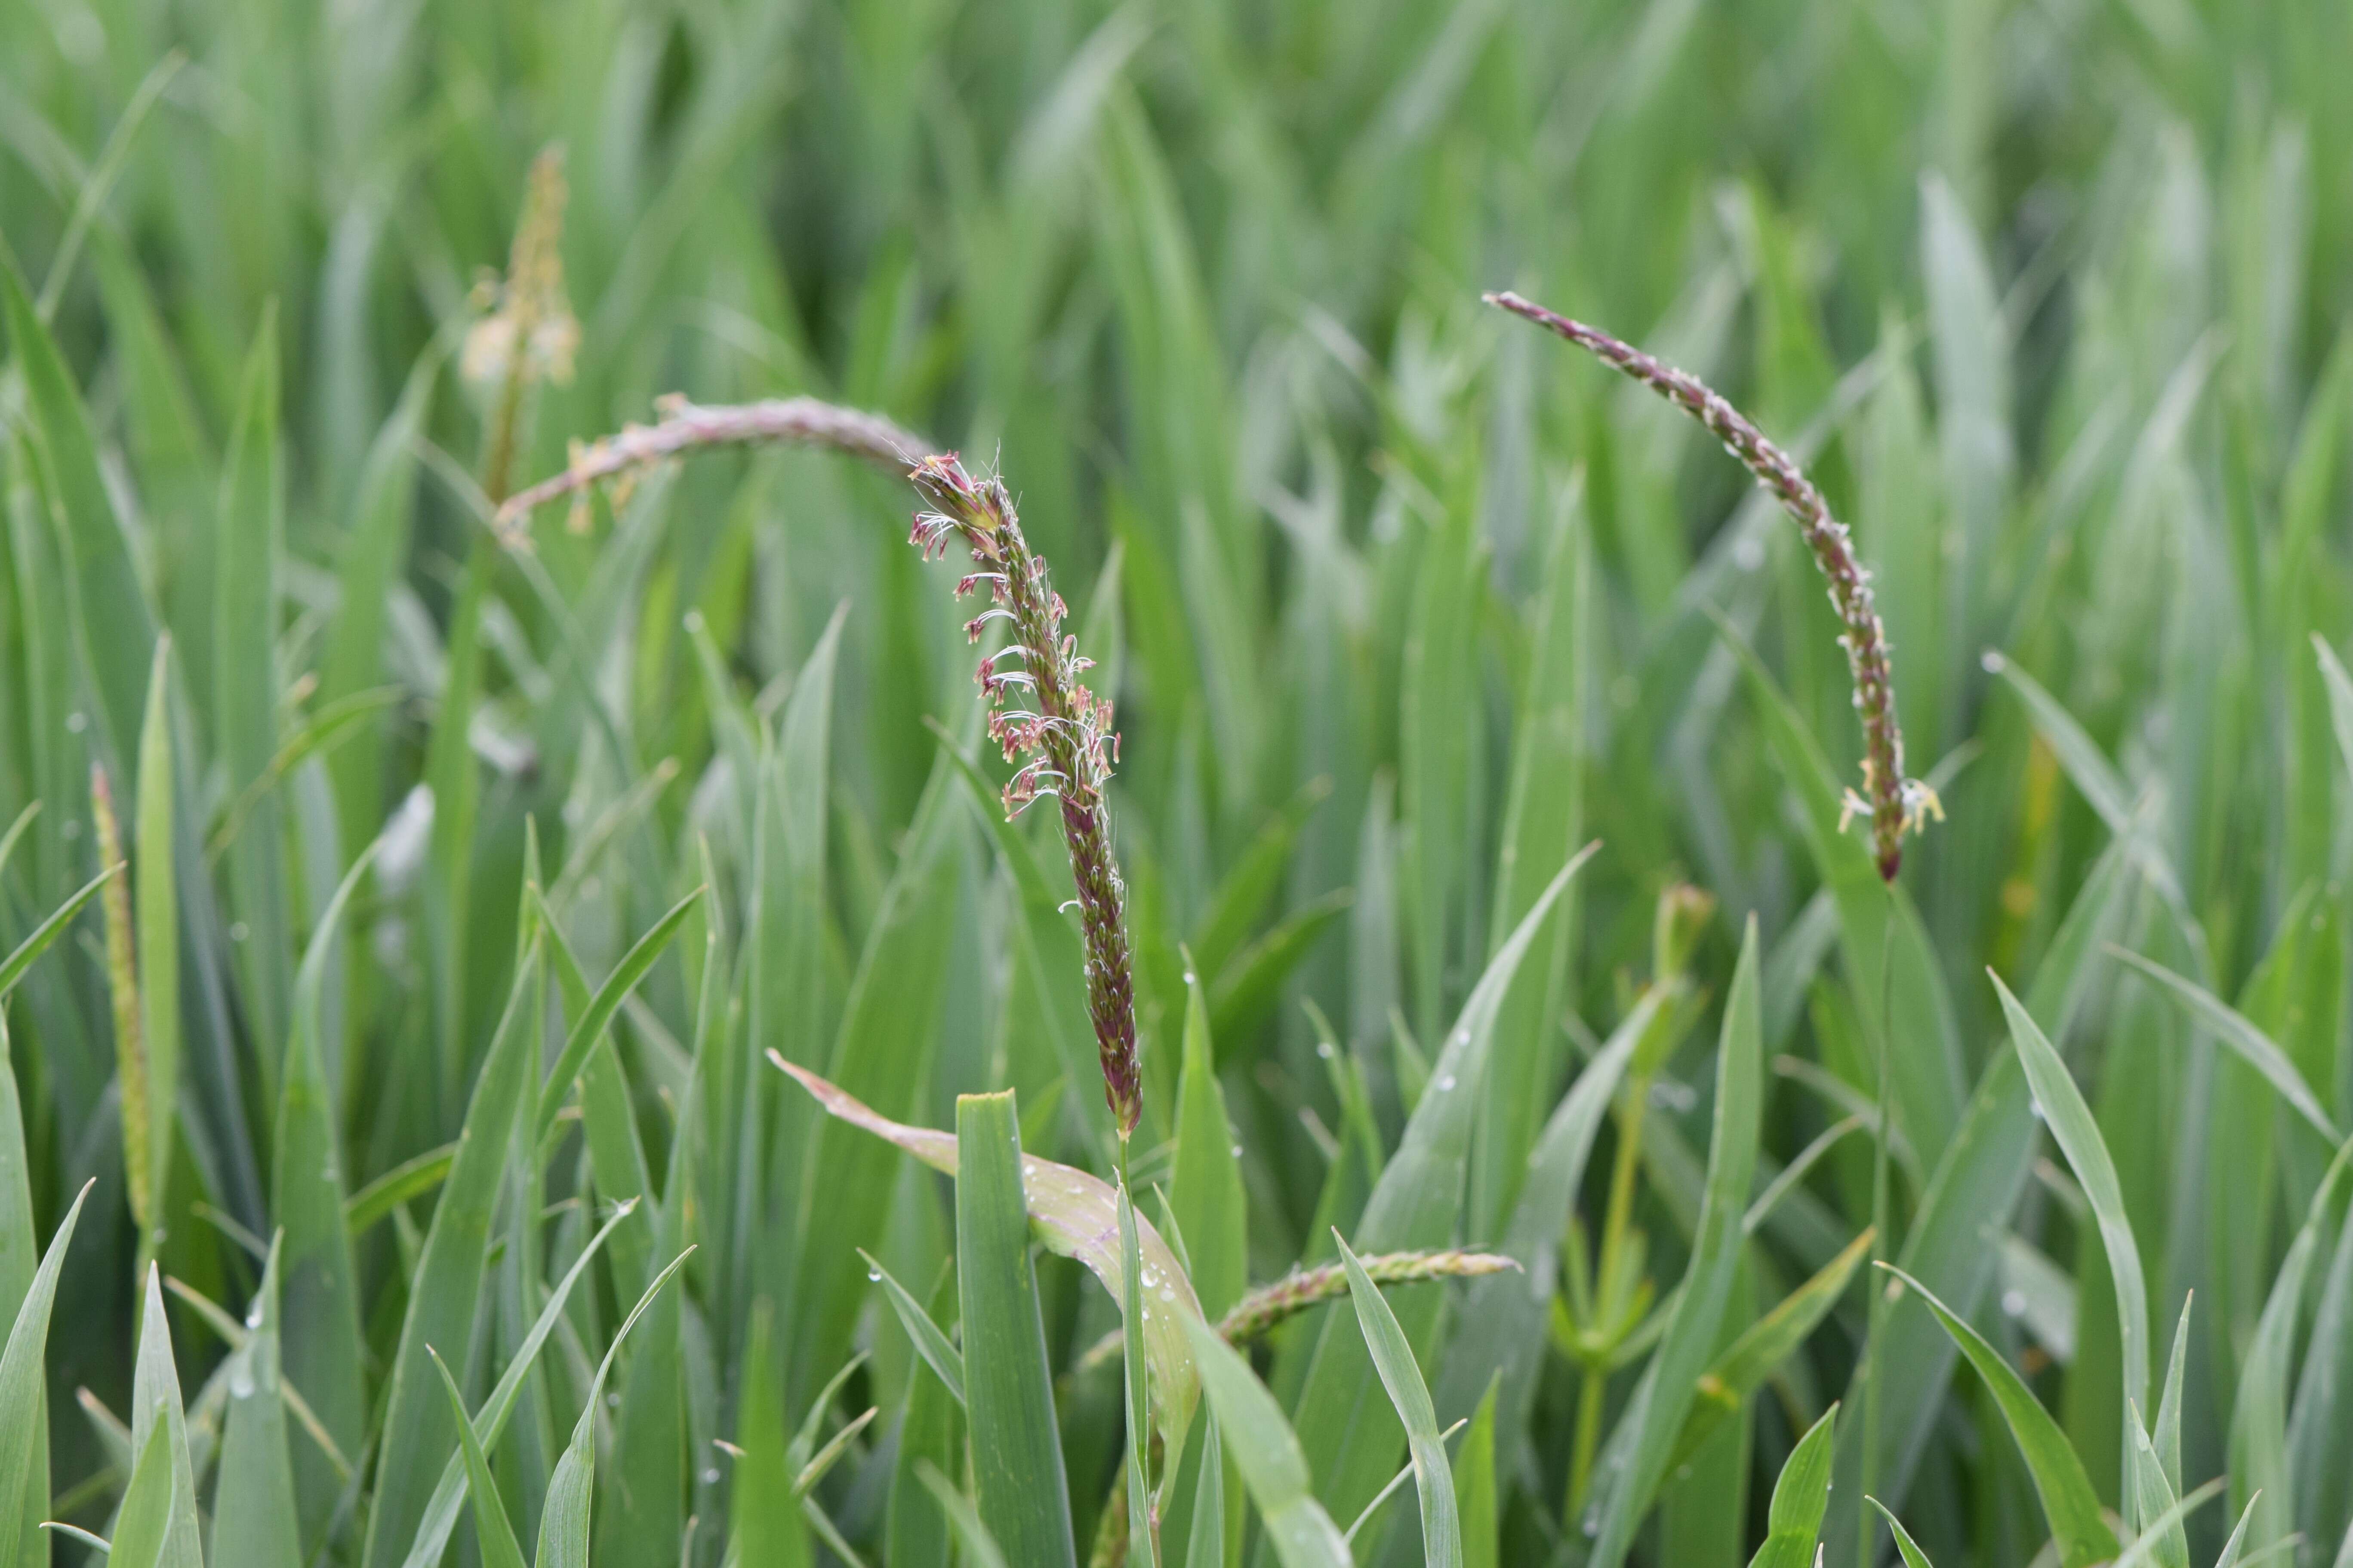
(1486, 291), (1938, 879)
(468, 146), (579, 507)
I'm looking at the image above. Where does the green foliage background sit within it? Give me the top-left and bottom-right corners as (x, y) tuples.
(3, 0), (2353, 1564)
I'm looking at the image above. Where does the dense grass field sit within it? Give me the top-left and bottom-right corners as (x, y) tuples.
(5, 0), (2353, 1564)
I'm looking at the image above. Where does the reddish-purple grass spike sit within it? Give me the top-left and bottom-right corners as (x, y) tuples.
(909, 453), (1141, 1139)
(1487, 289), (1929, 880)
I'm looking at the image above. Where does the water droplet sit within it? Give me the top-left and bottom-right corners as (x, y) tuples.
(1316, 1041), (1335, 1060)
(1435, 1074), (1457, 1091)
(229, 1366), (256, 1399)
(867, 1268), (883, 1282)
(1159, 1288), (1175, 1303)
(65, 711), (86, 734)
(1453, 1030), (1469, 1046)
(607, 1391), (622, 1409)
(230, 921), (250, 943)
(701, 1467), (721, 1485)
(1231, 1144), (1243, 1158)
(2001, 1290), (2028, 1319)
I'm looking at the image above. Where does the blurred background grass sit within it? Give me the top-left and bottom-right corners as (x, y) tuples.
(5, 0), (2353, 1563)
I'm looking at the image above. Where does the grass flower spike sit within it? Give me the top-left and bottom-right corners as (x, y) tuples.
(1488, 290), (1938, 879)
(908, 452), (1141, 1140)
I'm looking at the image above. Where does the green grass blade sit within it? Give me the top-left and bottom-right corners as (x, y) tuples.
(2107, 1480), (2226, 1568)
(1880, 1264), (2117, 1568)
(134, 637), (178, 1259)
(1455, 1379), (1498, 1568)
(2155, 1296), (2190, 1492)
(1180, 1313), (1353, 1568)
(214, 307), (293, 1108)
(1672, 1226), (1874, 1469)
(129, 1267), (202, 1568)
(1170, 962), (1246, 1318)
(1336, 1230), (1459, 1568)
(730, 1303), (813, 1568)
(859, 1250), (964, 1404)
(210, 1237), (299, 1568)
(343, 1142), (457, 1236)
(1288, 845), (1595, 1527)
(0, 1014), (37, 1568)
(362, 947), (544, 1568)
(108, 1417), (176, 1568)
(395, 1196), (644, 1568)
(429, 1350), (529, 1568)
(276, 839), (380, 1538)
(916, 1460), (1011, 1568)
(956, 1090), (1078, 1568)
(1748, 1405), (1838, 1568)
(2125, 1401), (2187, 1568)
(2110, 947), (2337, 1141)
(0, 1183), (89, 1563)
(533, 1248), (694, 1568)
(1586, 916), (1764, 1568)
(1993, 969), (2149, 1498)
(1184, 1409), (1228, 1568)
(0, 861), (120, 999)
(1867, 1498), (1937, 1568)
(532, 885), (703, 1140)
(1122, 1181), (1162, 1568)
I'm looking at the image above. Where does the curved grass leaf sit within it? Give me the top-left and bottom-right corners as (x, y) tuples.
(1179, 1314), (1353, 1568)
(1337, 1230), (1459, 1568)
(363, 947), (544, 1568)
(0, 862), (120, 999)
(916, 1460), (1011, 1568)
(531, 884), (704, 1141)
(390, 1196), (643, 1568)
(1587, 916), (1763, 1568)
(532, 1248), (694, 1568)
(1672, 1226), (1874, 1468)
(860, 1250), (964, 1405)
(1171, 963), (1247, 1319)
(1993, 969), (2147, 1498)
(277, 839), (381, 1539)
(0, 1183), (91, 1562)
(428, 1350), (527, 1568)
(1880, 1264), (2117, 1568)
(130, 1266), (202, 1568)
(1867, 1498), (1936, 1568)
(1749, 1404), (1838, 1568)
(2110, 948), (2336, 1142)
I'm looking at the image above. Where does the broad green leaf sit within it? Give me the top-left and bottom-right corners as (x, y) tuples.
(1171, 963), (1247, 1318)
(429, 1350), (529, 1568)
(362, 948), (545, 1568)
(1586, 918), (1764, 1568)
(777, 1058), (1201, 1456)
(1994, 970), (2148, 1497)
(956, 1091), (1078, 1568)
(1337, 1231), (1460, 1568)
(210, 1238), (299, 1568)
(1882, 1264), (2118, 1568)
(1748, 1405), (1838, 1568)
(1180, 1315), (1353, 1568)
